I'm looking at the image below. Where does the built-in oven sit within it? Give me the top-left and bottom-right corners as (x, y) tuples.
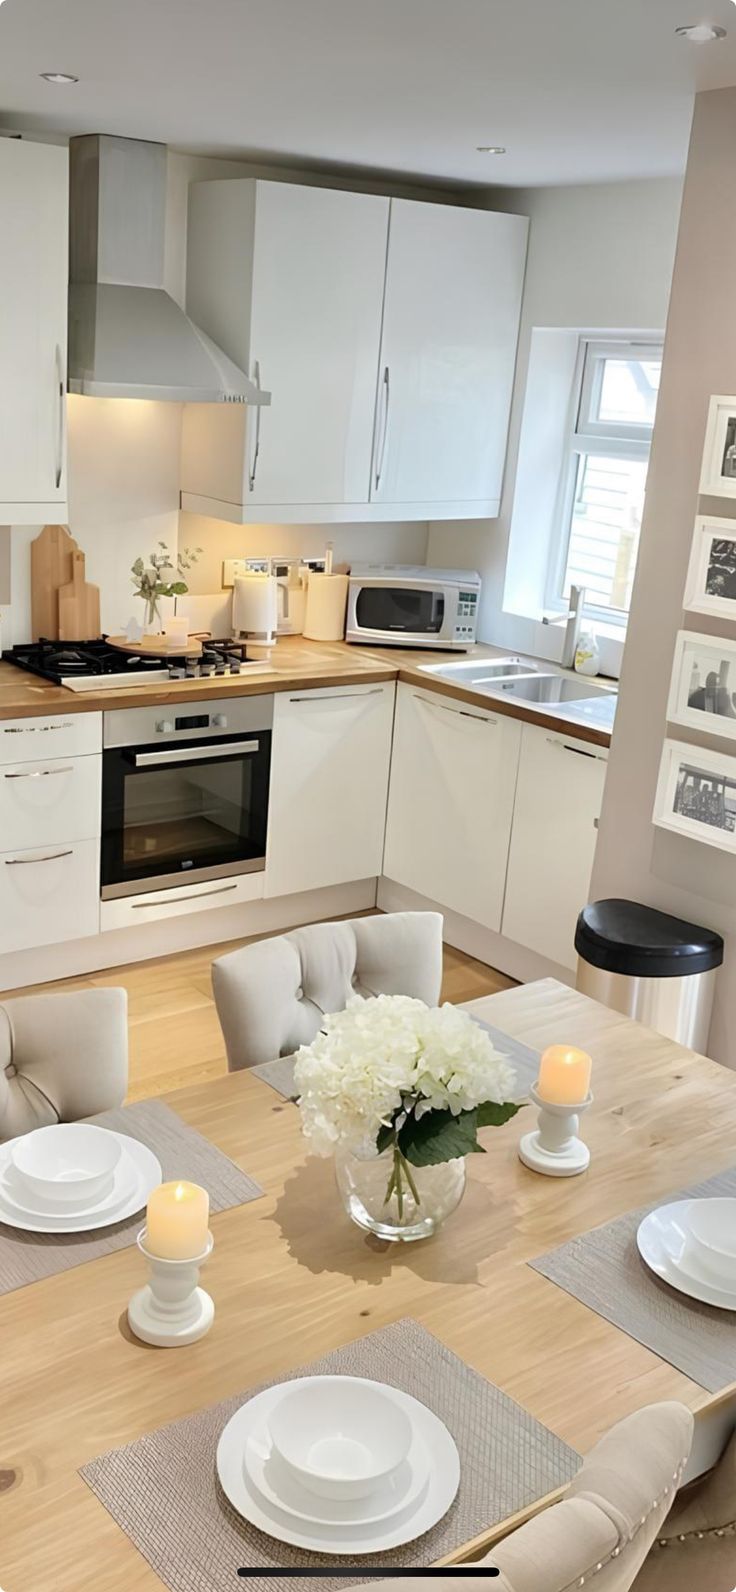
(101, 697), (272, 899)
(346, 565), (481, 650)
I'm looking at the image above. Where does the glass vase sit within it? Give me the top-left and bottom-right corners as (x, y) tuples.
(335, 1146), (466, 1242)
(143, 596), (162, 634)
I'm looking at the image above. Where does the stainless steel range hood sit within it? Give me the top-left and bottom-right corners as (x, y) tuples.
(68, 134), (270, 405)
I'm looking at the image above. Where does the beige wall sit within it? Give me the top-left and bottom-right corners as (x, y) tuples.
(591, 89), (736, 1066)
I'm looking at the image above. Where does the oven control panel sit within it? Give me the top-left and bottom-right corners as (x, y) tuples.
(103, 695), (273, 750)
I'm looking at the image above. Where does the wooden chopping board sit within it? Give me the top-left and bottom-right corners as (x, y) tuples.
(57, 551), (102, 642)
(30, 524), (79, 640)
(108, 634), (203, 657)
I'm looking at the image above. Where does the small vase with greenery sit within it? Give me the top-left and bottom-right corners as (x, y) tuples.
(131, 542), (202, 632)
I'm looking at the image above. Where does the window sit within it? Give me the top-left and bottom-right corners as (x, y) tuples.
(548, 339), (662, 620)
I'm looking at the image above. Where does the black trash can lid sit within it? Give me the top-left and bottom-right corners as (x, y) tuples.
(575, 899), (724, 978)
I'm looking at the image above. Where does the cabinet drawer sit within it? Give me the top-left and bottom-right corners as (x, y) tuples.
(100, 869), (264, 932)
(0, 712), (101, 764)
(0, 754), (101, 848)
(0, 838), (99, 954)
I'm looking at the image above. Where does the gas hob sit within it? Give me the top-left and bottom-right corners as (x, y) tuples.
(3, 638), (254, 690)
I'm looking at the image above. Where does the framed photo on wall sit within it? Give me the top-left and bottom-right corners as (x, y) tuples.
(684, 515), (736, 617)
(668, 630), (736, 742)
(700, 396), (736, 497)
(654, 737), (736, 853)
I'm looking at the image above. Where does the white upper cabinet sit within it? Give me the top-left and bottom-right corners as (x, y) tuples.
(181, 181), (527, 524)
(502, 724), (608, 970)
(0, 140), (69, 522)
(370, 201), (528, 514)
(181, 180), (389, 520)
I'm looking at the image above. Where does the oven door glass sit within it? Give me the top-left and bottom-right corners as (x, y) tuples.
(101, 732), (271, 894)
(354, 586), (445, 635)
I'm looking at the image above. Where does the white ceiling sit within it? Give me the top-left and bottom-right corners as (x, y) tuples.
(3, 0), (736, 188)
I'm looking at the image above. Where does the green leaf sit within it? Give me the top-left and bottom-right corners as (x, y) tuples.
(169, 581), (188, 595)
(476, 1100), (523, 1129)
(398, 1107), (485, 1167)
(376, 1122), (395, 1154)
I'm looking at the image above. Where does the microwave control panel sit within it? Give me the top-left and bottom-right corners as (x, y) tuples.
(453, 590), (479, 641)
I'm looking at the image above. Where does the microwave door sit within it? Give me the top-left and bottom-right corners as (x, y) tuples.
(354, 586), (445, 637)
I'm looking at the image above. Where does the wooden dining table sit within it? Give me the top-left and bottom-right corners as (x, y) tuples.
(3, 975), (736, 1591)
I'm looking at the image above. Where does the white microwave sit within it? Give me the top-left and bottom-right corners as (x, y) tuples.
(346, 566), (481, 651)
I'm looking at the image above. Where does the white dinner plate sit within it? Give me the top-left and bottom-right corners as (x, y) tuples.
(217, 1376), (459, 1554)
(244, 1422), (430, 1527)
(0, 1134), (162, 1233)
(637, 1201), (736, 1311)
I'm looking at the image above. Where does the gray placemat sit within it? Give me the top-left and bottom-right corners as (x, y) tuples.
(531, 1163), (736, 1393)
(0, 1098), (263, 1296)
(252, 1017), (539, 1103)
(81, 1317), (579, 1592)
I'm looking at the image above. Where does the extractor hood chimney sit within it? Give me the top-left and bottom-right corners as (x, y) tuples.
(67, 134), (269, 405)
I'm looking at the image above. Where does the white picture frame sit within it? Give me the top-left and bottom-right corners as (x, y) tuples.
(667, 629), (736, 743)
(684, 515), (736, 618)
(700, 396), (736, 498)
(653, 737), (736, 853)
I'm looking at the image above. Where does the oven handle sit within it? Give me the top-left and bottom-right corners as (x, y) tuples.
(132, 741), (260, 768)
(130, 882), (239, 908)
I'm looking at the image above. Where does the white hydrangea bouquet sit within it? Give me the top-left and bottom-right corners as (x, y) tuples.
(294, 994), (520, 1226)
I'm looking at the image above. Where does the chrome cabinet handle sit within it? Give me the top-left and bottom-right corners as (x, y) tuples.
(133, 741), (259, 768)
(131, 882), (238, 908)
(545, 735), (607, 763)
(414, 693), (496, 726)
(4, 765), (74, 780)
(54, 343), (65, 490)
(5, 850), (73, 865)
(248, 360), (262, 492)
(374, 365), (390, 492)
(289, 688), (384, 704)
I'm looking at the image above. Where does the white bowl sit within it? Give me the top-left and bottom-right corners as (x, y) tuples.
(685, 1198), (736, 1284)
(268, 1377), (412, 1502)
(10, 1123), (122, 1207)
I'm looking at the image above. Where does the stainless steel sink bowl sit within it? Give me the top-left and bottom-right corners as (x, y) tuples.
(489, 674), (611, 705)
(419, 657), (538, 686)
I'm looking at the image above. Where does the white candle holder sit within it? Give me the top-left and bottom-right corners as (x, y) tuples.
(518, 1083), (593, 1177)
(127, 1229), (215, 1347)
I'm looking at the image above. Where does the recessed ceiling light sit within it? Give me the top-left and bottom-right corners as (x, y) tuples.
(675, 22), (726, 40)
(477, 146), (506, 155)
(40, 71), (79, 84)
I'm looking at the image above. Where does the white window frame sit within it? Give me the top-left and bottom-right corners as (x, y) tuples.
(545, 336), (663, 626)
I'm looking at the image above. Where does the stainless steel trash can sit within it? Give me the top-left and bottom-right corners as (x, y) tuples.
(575, 899), (724, 1053)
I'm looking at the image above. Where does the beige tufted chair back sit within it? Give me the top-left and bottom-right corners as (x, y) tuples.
(0, 987), (129, 1142)
(349, 1401), (694, 1592)
(212, 911), (444, 1072)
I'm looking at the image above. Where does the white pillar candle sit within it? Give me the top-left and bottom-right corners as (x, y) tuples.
(537, 1045), (592, 1106)
(145, 1181), (210, 1260)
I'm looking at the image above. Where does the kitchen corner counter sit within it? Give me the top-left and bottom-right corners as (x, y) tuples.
(0, 637), (614, 747)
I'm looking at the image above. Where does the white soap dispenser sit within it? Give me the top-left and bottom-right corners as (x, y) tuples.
(574, 627), (600, 677)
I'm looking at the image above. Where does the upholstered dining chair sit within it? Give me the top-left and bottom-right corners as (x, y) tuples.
(212, 910), (444, 1072)
(0, 987), (129, 1142)
(350, 1401), (694, 1592)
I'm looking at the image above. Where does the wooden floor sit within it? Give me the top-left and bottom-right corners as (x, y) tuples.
(1, 929), (515, 1102)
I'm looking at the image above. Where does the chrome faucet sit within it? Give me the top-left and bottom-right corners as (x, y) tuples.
(542, 584), (586, 670)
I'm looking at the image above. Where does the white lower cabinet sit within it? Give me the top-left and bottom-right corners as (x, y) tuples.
(0, 838), (99, 954)
(265, 683), (396, 898)
(0, 753), (101, 850)
(0, 713), (102, 954)
(502, 725), (608, 970)
(383, 684), (521, 931)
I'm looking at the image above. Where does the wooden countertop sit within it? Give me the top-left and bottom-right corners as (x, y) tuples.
(0, 980), (731, 1590)
(0, 638), (613, 746)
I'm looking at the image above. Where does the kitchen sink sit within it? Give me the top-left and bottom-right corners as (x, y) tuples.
(419, 657), (538, 686)
(489, 674), (611, 704)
